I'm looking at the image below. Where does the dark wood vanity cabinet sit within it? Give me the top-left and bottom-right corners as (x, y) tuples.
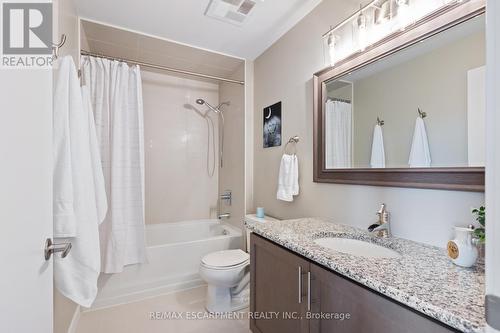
(249, 232), (310, 333)
(250, 234), (457, 333)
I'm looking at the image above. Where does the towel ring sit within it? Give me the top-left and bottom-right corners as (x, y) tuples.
(284, 135), (299, 155)
(418, 108), (427, 119)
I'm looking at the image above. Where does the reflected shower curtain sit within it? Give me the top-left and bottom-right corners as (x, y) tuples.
(325, 100), (352, 168)
(82, 56), (147, 273)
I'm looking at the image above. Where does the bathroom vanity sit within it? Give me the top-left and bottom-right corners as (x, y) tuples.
(246, 218), (485, 333)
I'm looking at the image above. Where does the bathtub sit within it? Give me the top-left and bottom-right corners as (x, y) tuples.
(90, 219), (243, 309)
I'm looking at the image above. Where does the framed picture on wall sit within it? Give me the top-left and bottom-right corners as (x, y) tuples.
(263, 102), (282, 148)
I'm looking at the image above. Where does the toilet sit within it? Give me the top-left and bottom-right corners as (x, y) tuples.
(199, 249), (250, 313)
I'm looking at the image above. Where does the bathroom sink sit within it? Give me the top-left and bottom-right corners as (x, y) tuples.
(314, 237), (401, 259)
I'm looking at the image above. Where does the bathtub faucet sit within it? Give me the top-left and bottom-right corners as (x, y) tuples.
(218, 213), (231, 220)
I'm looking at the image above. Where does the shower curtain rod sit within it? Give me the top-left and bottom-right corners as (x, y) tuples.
(80, 50), (245, 85)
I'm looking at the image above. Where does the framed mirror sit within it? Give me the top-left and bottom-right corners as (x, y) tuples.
(313, 2), (485, 191)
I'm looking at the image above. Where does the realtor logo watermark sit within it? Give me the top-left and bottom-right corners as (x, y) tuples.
(1, 1), (52, 68)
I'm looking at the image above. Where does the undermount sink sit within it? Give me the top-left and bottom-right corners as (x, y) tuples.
(314, 237), (401, 259)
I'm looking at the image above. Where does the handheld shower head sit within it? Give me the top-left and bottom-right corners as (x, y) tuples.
(196, 98), (220, 114)
(195, 97), (230, 169)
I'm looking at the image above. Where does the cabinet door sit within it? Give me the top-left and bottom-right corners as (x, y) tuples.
(250, 233), (309, 333)
(309, 263), (456, 333)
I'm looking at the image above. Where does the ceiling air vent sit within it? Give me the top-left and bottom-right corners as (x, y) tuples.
(205, 0), (258, 26)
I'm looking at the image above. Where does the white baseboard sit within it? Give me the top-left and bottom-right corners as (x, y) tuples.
(67, 305), (81, 333)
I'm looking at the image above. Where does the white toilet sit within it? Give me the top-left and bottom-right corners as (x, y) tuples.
(199, 249), (250, 313)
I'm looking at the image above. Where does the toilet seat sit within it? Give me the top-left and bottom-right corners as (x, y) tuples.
(201, 249), (249, 270)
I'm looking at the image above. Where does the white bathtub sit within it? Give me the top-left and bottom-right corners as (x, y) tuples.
(90, 220), (243, 309)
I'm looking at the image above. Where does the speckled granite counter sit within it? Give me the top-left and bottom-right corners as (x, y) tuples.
(245, 217), (485, 333)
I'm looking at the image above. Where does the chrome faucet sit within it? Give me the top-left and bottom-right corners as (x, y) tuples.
(368, 204), (391, 238)
(220, 190), (232, 205)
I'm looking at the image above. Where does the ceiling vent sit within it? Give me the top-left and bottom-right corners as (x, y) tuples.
(205, 0), (258, 26)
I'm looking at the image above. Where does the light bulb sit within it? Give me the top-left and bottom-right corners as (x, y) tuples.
(327, 33), (337, 66)
(396, 0), (412, 31)
(357, 8), (368, 51)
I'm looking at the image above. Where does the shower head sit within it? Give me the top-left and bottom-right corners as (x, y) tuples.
(196, 98), (220, 114)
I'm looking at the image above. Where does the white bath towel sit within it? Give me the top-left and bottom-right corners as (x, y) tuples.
(408, 117), (432, 168)
(277, 154), (299, 202)
(53, 56), (104, 307)
(370, 124), (386, 168)
(53, 61), (76, 237)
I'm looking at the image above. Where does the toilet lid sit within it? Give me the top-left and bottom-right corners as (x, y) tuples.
(201, 249), (249, 268)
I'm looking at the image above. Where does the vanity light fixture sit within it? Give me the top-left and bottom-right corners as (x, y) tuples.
(322, 0), (471, 68)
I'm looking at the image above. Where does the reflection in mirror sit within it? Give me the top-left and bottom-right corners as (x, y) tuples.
(324, 15), (485, 169)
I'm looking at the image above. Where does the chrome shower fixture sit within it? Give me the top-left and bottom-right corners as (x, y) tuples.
(196, 99), (220, 114)
(196, 98), (230, 168)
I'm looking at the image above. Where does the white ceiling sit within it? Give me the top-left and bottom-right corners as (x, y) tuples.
(74, 0), (324, 60)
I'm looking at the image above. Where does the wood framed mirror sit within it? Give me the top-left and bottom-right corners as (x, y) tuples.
(313, 1), (485, 191)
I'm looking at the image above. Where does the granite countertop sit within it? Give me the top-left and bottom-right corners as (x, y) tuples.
(245, 217), (485, 333)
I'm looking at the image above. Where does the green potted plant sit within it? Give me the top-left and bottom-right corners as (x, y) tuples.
(472, 206), (485, 263)
(472, 206), (485, 243)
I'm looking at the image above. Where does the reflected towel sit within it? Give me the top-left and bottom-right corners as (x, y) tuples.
(408, 117), (431, 167)
(370, 124), (385, 168)
(277, 154), (299, 202)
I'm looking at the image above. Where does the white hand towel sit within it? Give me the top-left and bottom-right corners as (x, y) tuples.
(53, 56), (103, 307)
(370, 124), (386, 168)
(408, 117), (431, 168)
(277, 154), (299, 202)
(292, 155), (299, 196)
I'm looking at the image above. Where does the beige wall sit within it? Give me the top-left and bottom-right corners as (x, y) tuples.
(253, 0), (484, 248)
(245, 60), (255, 214)
(142, 70), (220, 224)
(350, 31), (485, 168)
(219, 65), (246, 236)
(53, 1), (80, 332)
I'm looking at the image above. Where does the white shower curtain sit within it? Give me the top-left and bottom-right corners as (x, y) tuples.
(82, 56), (147, 273)
(325, 100), (352, 168)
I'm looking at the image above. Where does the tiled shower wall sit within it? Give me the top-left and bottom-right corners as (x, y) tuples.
(142, 70), (220, 224)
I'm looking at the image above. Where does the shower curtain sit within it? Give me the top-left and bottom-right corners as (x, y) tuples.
(82, 56), (147, 273)
(325, 100), (352, 168)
